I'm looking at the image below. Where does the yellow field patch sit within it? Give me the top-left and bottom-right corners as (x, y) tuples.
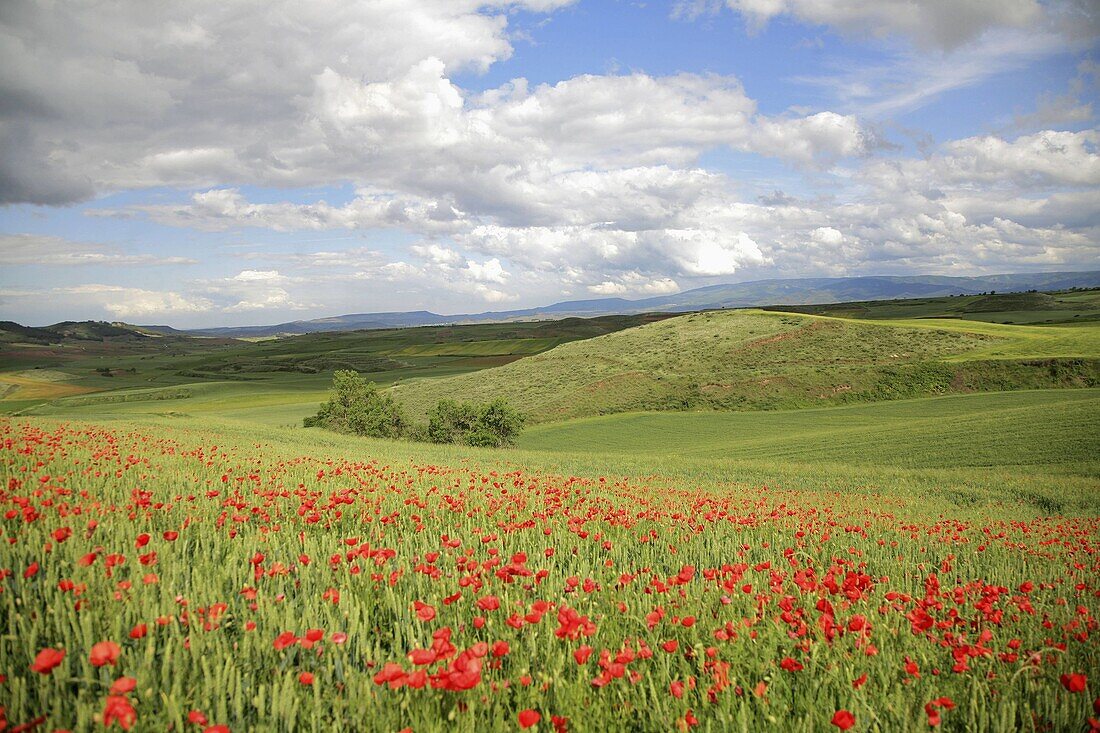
(0, 372), (98, 401)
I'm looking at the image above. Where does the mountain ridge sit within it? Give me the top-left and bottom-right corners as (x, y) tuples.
(160, 271), (1100, 337)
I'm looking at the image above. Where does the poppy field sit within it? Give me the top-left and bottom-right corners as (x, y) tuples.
(1, 418), (1097, 732)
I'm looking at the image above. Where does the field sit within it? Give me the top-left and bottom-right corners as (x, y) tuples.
(521, 388), (1100, 473)
(0, 315), (672, 426)
(1, 415), (1097, 732)
(763, 289), (1100, 325)
(1, 293), (1098, 732)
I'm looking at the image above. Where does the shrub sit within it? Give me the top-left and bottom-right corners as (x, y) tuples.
(306, 370), (407, 439)
(426, 399), (478, 444)
(427, 398), (524, 447)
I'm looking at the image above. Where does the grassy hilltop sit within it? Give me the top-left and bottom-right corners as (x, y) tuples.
(391, 309), (1100, 423)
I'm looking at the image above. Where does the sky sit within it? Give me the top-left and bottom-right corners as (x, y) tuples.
(1, 0), (1098, 327)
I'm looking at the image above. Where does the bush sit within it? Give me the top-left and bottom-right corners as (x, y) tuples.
(427, 398), (524, 447)
(426, 399), (478, 444)
(306, 370), (407, 439)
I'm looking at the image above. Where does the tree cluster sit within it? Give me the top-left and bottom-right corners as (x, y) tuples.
(305, 370), (524, 448)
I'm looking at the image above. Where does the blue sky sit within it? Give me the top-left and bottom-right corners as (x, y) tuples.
(1, 0), (1097, 327)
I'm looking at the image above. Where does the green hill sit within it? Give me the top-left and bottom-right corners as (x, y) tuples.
(763, 287), (1100, 324)
(390, 310), (1100, 423)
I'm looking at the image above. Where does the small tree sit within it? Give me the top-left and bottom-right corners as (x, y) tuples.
(426, 399), (477, 444)
(306, 370), (407, 439)
(427, 398), (524, 447)
(466, 399), (525, 447)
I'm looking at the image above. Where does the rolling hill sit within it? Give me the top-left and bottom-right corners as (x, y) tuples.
(389, 309), (1100, 423)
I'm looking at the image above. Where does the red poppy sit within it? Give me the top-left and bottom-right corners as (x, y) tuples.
(299, 672), (314, 686)
(110, 677), (137, 695)
(780, 657), (804, 672)
(925, 697), (955, 727)
(30, 647), (65, 674)
(103, 695), (137, 730)
(518, 709), (541, 728)
(90, 641), (121, 667)
(414, 601), (436, 622)
(1062, 674), (1088, 693)
(831, 710), (855, 730)
(477, 596), (501, 611)
(273, 631), (298, 651)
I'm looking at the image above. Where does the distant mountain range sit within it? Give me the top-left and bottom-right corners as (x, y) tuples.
(166, 271), (1100, 338)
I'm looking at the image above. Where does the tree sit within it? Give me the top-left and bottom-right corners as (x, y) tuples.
(427, 398), (524, 447)
(426, 399), (477, 444)
(305, 370), (407, 438)
(466, 399), (525, 447)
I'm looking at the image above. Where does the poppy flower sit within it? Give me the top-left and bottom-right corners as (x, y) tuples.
(299, 672), (314, 686)
(1062, 674), (1088, 693)
(518, 709), (541, 728)
(273, 631), (298, 651)
(30, 647), (65, 674)
(780, 657), (804, 672)
(90, 641), (121, 667)
(831, 710), (855, 730)
(188, 710), (208, 725)
(110, 677), (137, 695)
(103, 695), (137, 730)
(925, 697), (955, 727)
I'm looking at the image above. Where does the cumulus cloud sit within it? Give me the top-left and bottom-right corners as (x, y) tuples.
(197, 269), (316, 312)
(56, 285), (212, 317)
(862, 130), (1100, 190)
(0, 0), (575, 204)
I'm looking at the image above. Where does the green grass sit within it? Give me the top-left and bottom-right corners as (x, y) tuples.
(391, 310), (1100, 423)
(520, 389), (1100, 473)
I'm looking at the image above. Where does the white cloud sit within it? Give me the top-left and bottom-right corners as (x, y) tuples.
(793, 27), (1084, 119)
(0, 0), (577, 204)
(685, 0), (1044, 49)
(812, 226), (844, 245)
(0, 234), (197, 266)
(199, 269), (315, 312)
(862, 130), (1100, 190)
(58, 285), (212, 317)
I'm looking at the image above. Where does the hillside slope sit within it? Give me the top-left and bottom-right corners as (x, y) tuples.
(389, 310), (1100, 423)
